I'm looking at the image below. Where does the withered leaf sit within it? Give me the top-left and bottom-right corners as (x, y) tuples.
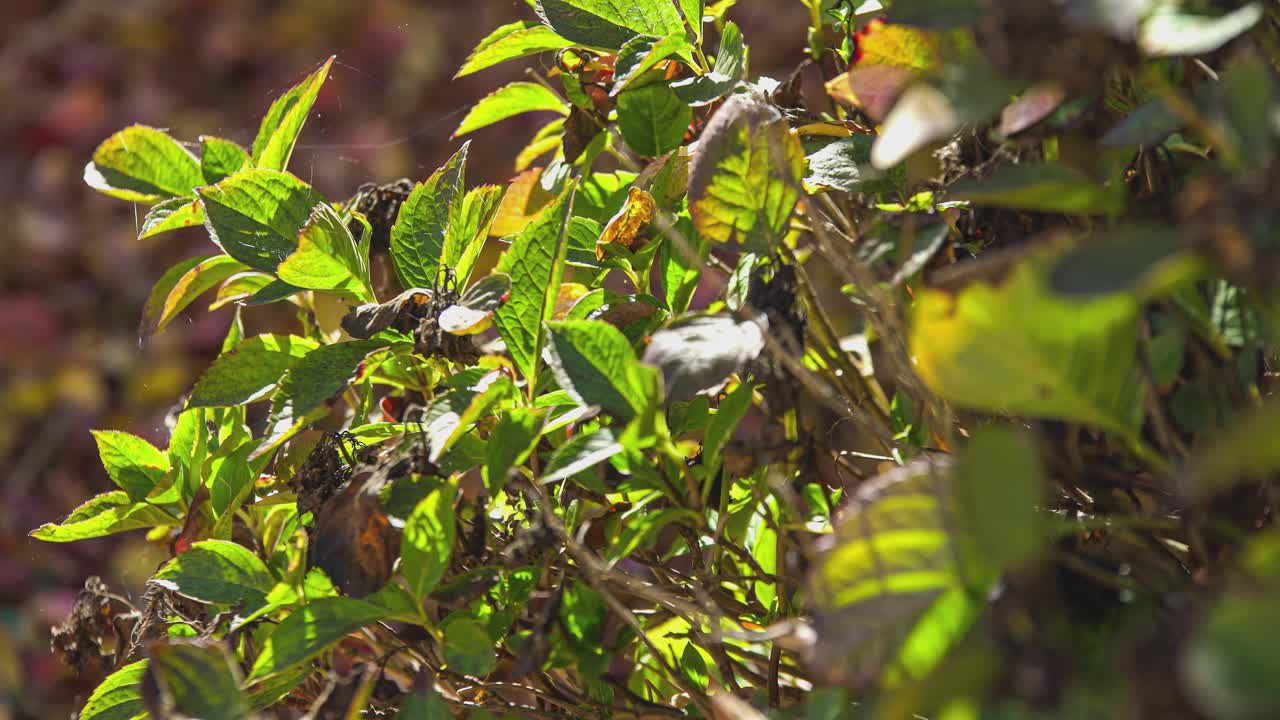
(312, 473), (401, 598)
(596, 186), (656, 260)
(438, 273), (511, 336)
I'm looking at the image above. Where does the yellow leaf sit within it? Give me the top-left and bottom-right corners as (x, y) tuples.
(596, 186), (656, 260)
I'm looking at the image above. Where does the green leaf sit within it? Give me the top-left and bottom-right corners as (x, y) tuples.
(139, 196), (206, 240)
(31, 491), (175, 543)
(702, 378), (753, 472)
(484, 409), (546, 494)
(804, 135), (894, 193)
(888, 0), (982, 29)
(151, 539), (273, 610)
(140, 255), (248, 337)
(911, 244), (1144, 437)
(947, 162), (1123, 215)
(542, 427), (624, 485)
(535, 0), (686, 49)
(671, 21), (745, 106)
(77, 659), (149, 720)
(617, 83), (692, 157)
(953, 427), (1045, 571)
(1186, 593), (1280, 720)
(249, 597), (388, 679)
(402, 486), (457, 599)
(146, 640), (247, 720)
(688, 95), (804, 252)
(245, 278), (304, 306)
(454, 82), (568, 138)
(1047, 225), (1199, 300)
(251, 56), (334, 171)
(612, 33), (693, 95)
(188, 334), (319, 407)
(91, 430), (170, 501)
(606, 508), (698, 562)
(200, 135), (249, 184)
(391, 144), (468, 289)
(442, 616), (497, 676)
(494, 184), (577, 392)
(268, 340), (387, 430)
(544, 320), (644, 421)
(198, 169), (325, 272)
(456, 20), (574, 78)
(809, 459), (986, 685)
(1139, 3), (1263, 57)
(208, 445), (258, 535)
(398, 679), (452, 719)
(84, 125), (202, 202)
(445, 185), (505, 285)
(277, 202), (374, 301)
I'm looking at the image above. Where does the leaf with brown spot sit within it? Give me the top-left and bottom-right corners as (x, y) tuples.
(312, 473), (401, 598)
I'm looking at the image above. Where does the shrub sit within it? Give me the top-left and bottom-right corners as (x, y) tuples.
(41, 1), (1280, 718)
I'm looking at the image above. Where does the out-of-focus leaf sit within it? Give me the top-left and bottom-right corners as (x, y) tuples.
(198, 169), (324, 272)
(76, 659), (148, 720)
(391, 144), (469, 289)
(251, 56), (333, 171)
(188, 334), (318, 407)
(397, 674), (451, 719)
(199, 136), (249, 184)
(1048, 225), (1199, 299)
(402, 486), (457, 599)
(888, 0), (982, 29)
(999, 84), (1067, 137)
(442, 616), (497, 676)
(139, 197), (205, 240)
(617, 83), (692, 157)
(827, 66), (915, 123)
(854, 21), (941, 71)
(31, 491), (175, 543)
(641, 314), (764, 403)
(455, 20), (574, 78)
(1187, 401), (1280, 499)
(1184, 593), (1280, 720)
(535, 0), (686, 49)
(1139, 4), (1263, 57)
(1102, 99), (1183, 147)
(606, 508), (698, 563)
(494, 184), (577, 391)
(145, 640), (247, 720)
(809, 459), (987, 686)
(911, 243), (1144, 437)
(440, 273), (511, 335)
(954, 427), (1045, 570)
(947, 163), (1124, 215)
(91, 430), (170, 501)
(454, 82), (568, 137)
(84, 125), (202, 202)
(277, 203), (373, 301)
(688, 95), (804, 252)
(248, 597), (388, 679)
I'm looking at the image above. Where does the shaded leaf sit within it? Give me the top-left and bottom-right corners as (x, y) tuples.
(139, 197), (205, 240)
(443, 616), (497, 676)
(198, 169), (324, 272)
(188, 334), (319, 407)
(544, 320), (645, 421)
(672, 21), (745, 106)
(948, 162), (1123, 215)
(618, 83), (691, 158)
(77, 660), (148, 720)
(199, 136), (249, 184)
(641, 314), (764, 403)
(248, 597), (388, 678)
(612, 33), (692, 96)
(145, 640), (247, 720)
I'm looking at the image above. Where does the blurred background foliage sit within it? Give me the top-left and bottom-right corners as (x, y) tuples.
(0, 2), (804, 717)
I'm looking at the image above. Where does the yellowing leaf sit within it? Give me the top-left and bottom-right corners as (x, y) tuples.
(854, 21), (941, 72)
(490, 167), (553, 237)
(910, 243), (1144, 437)
(596, 187), (656, 260)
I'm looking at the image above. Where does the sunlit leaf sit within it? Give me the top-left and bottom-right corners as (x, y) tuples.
(251, 56), (333, 171)
(84, 125), (202, 202)
(249, 597), (388, 678)
(188, 334), (319, 407)
(534, 0), (686, 49)
(454, 82), (568, 137)
(455, 20), (574, 78)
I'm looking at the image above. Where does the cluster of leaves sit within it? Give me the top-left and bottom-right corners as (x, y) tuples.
(39, 0), (1280, 718)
